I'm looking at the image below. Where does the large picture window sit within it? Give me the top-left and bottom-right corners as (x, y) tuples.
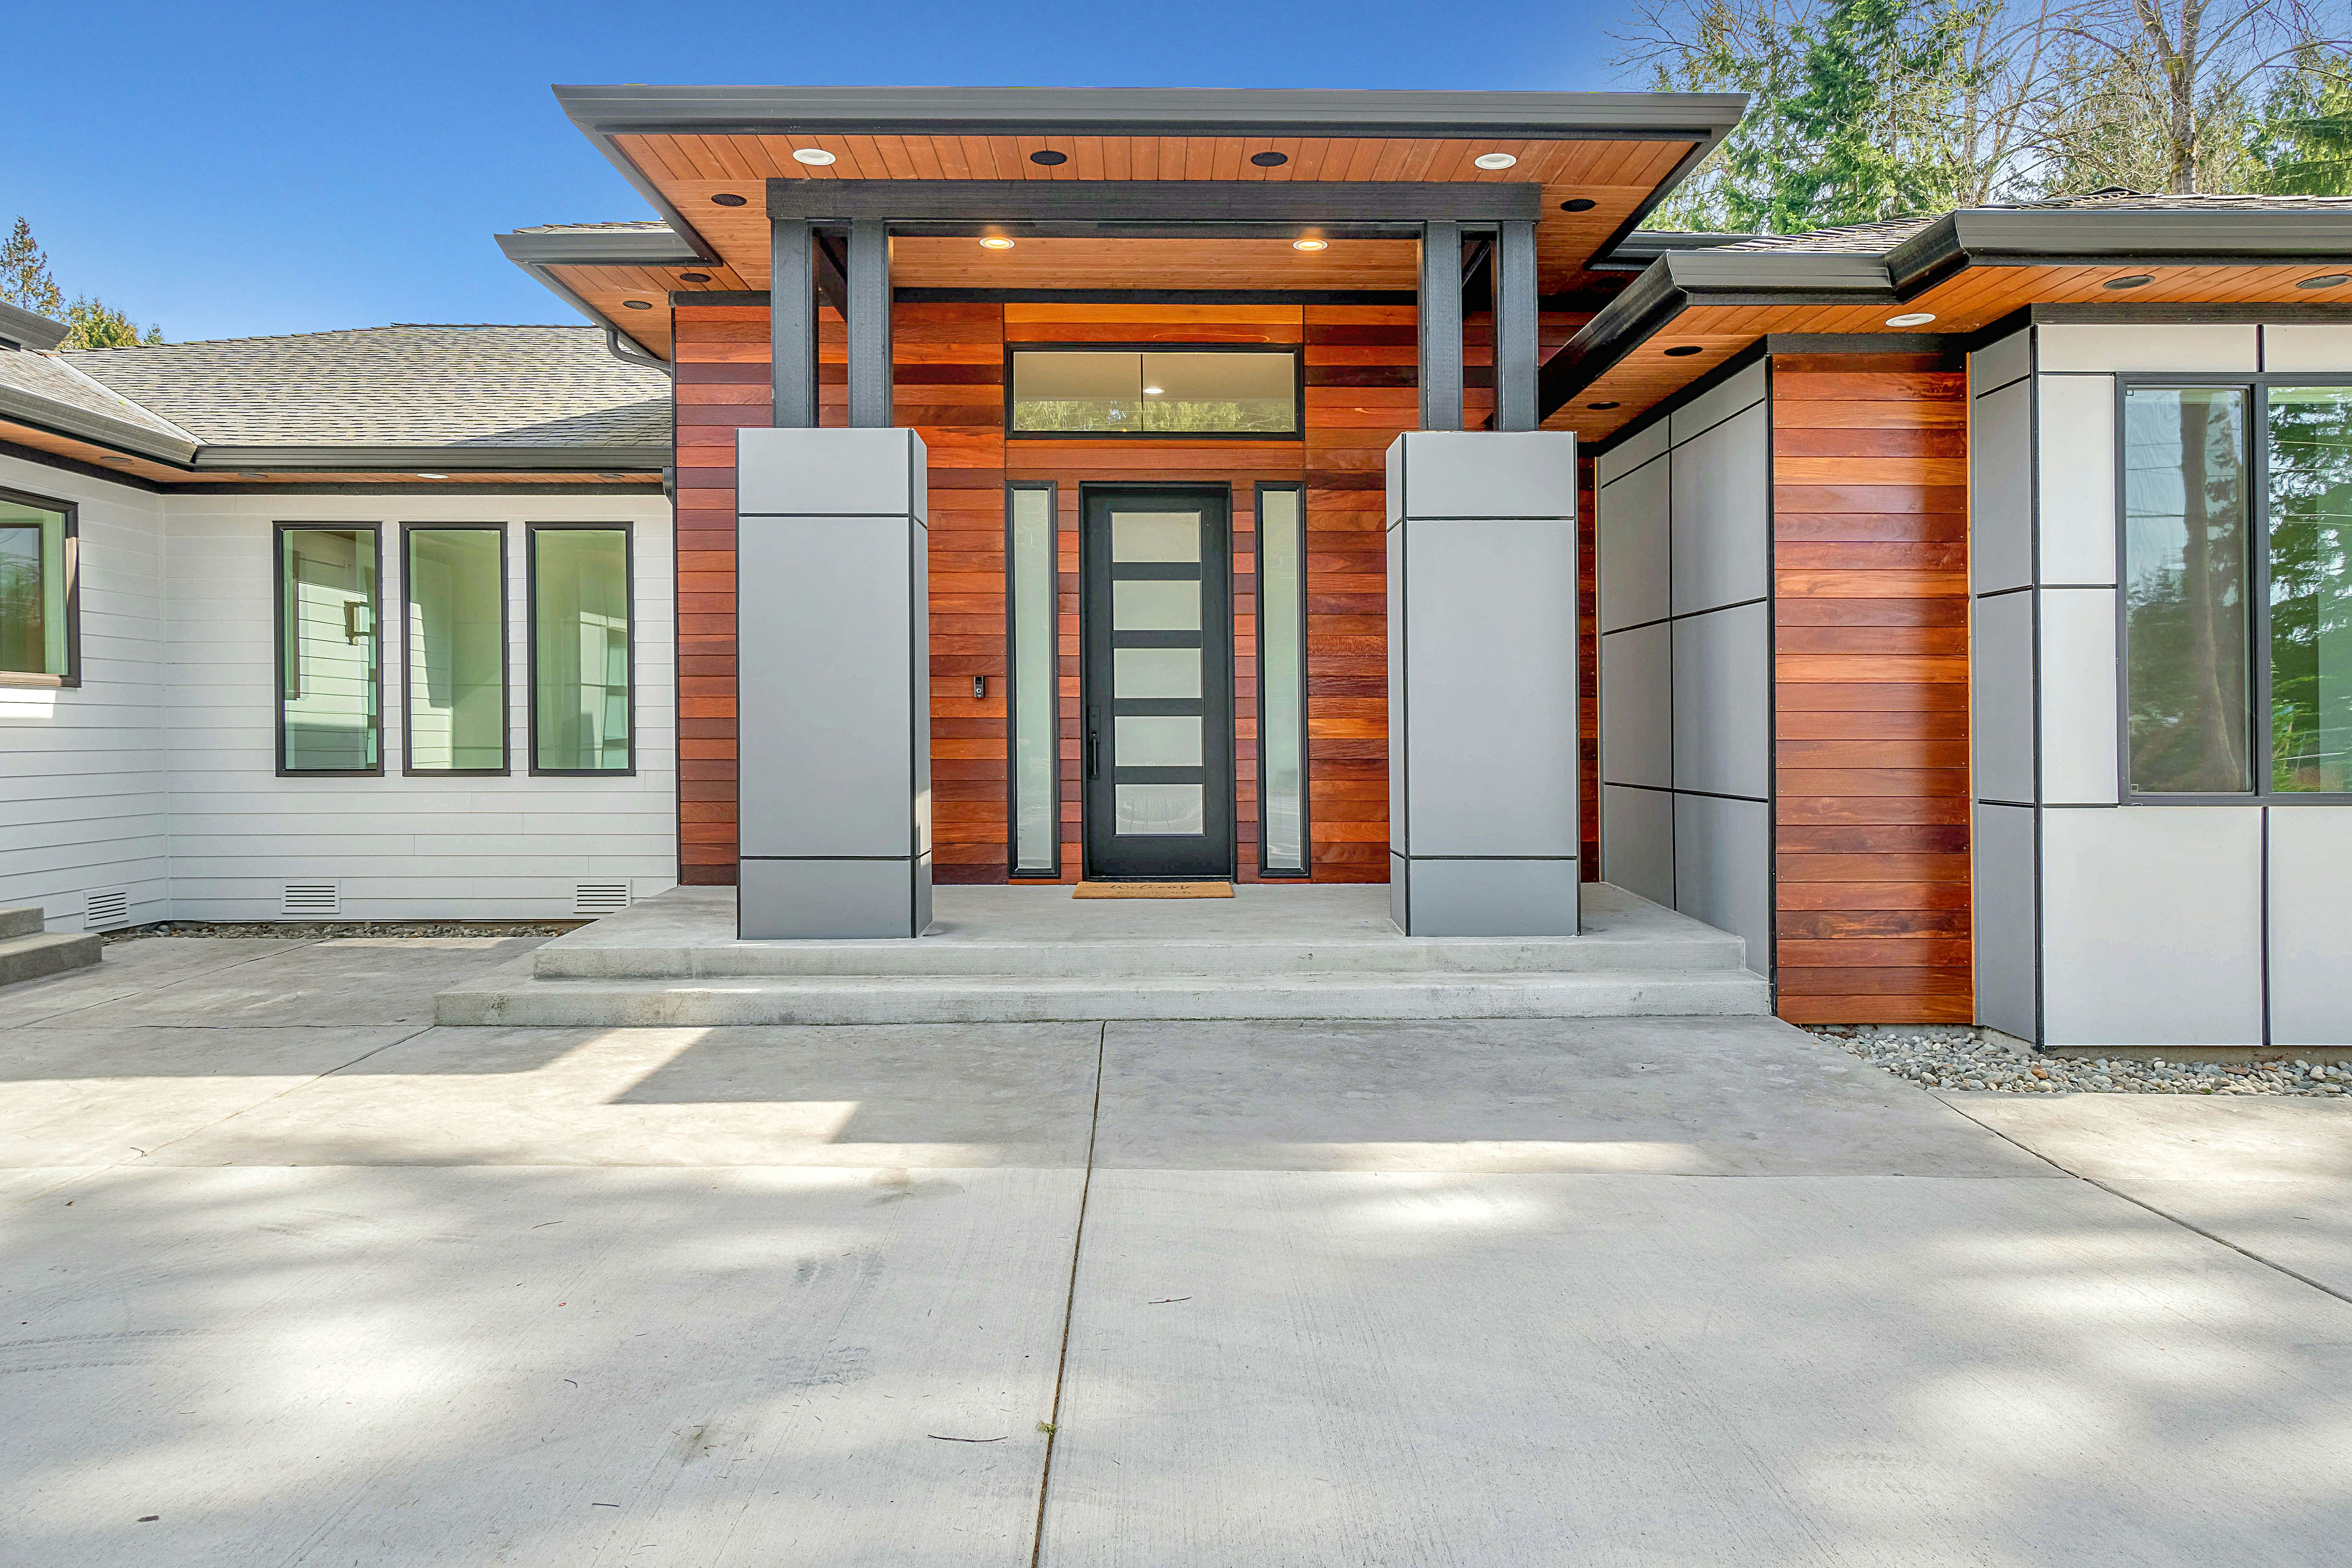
(276, 524), (383, 774)
(1009, 348), (1300, 437)
(0, 488), (76, 685)
(528, 525), (633, 774)
(403, 525), (509, 774)
(2122, 378), (2352, 800)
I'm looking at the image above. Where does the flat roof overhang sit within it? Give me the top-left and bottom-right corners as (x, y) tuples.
(544, 83), (1747, 310)
(1548, 206), (2352, 442)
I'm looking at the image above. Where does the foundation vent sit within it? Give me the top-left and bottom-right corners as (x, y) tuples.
(83, 888), (130, 930)
(573, 883), (632, 917)
(280, 883), (341, 919)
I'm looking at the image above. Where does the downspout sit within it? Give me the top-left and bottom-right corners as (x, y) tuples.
(604, 326), (671, 378)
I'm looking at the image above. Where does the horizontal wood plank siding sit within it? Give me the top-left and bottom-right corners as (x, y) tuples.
(1771, 353), (1972, 1024)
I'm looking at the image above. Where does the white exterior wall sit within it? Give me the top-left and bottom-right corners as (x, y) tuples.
(1969, 320), (2352, 1049)
(0, 453), (169, 931)
(0, 464), (676, 925)
(1595, 360), (1772, 972)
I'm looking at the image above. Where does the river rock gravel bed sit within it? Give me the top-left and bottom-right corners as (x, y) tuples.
(104, 920), (582, 943)
(1816, 1030), (2352, 1096)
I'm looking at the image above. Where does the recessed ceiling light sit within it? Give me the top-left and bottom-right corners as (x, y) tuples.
(1886, 311), (1937, 327)
(622, 299), (653, 310)
(1560, 197), (1597, 212)
(710, 193), (747, 207)
(1030, 149), (1067, 166)
(791, 147), (837, 166)
(415, 472), (448, 479)
(979, 236), (1016, 250)
(2297, 273), (2350, 289)
(1292, 237), (1329, 251)
(1587, 402), (1619, 410)
(1143, 386), (1164, 395)
(1663, 345), (1704, 357)
(1473, 152), (1519, 170)
(1251, 151), (1288, 167)
(678, 271), (711, 283)
(2104, 274), (2154, 289)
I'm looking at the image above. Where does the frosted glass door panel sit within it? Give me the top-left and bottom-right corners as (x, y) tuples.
(1112, 512), (1201, 562)
(1115, 647), (1201, 698)
(1113, 579), (1200, 631)
(1116, 784), (1205, 835)
(1115, 715), (1202, 766)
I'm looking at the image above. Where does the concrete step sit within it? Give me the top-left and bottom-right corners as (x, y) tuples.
(0, 906), (48, 940)
(435, 960), (1772, 1027)
(0, 928), (103, 988)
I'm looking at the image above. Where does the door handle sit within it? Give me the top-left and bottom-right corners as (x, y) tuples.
(1087, 706), (1102, 779)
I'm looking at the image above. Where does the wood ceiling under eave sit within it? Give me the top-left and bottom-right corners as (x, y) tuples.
(1548, 260), (2352, 444)
(614, 133), (1697, 298)
(546, 260), (756, 359)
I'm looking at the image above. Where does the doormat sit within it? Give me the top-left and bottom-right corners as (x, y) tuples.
(1073, 881), (1235, 899)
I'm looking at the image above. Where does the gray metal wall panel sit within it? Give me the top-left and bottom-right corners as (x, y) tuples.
(1969, 380), (2033, 595)
(2039, 587), (2120, 807)
(2040, 806), (2264, 1048)
(1972, 591), (2035, 804)
(1969, 329), (2031, 397)
(736, 517), (914, 858)
(1403, 857), (1579, 937)
(1674, 792), (1771, 973)
(740, 859), (920, 940)
(1599, 622), (1671, 789)
(2264, 324), (2352, 371)
(1395, 430), (1578, 520)
(1669, 402), (1770, 615)
(909, 518), (933, 857)
(1602, 783), (1674, 907)
(2035, 375), (2117, 586)
(1597, 456), (1670, 633)
(2037, 323), (2258, 373)
(2266, 807), (2352, 1047)
(737, 427), (924, 516)
(1667, 360), (1766, 447)
(1386, 520), (1407, 857)
(1401, 515), (1580, 858)
(1972, 803), (2037, 1040)
(1671, 603), (1771, 800)
(1595, 418), (1669, 487)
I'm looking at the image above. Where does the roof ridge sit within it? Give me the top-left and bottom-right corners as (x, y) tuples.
(60, 322), (599, 353)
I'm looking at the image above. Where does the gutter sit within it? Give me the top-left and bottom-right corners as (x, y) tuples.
(189, 444), (673, 473)
(0, 300), (69, 353)
(494, 229), (684, 368)
(0, 382), (200, 467)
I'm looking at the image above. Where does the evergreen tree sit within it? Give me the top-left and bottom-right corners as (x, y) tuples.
(2250, 45), (2352, 194)
(0, 216), (162, 345)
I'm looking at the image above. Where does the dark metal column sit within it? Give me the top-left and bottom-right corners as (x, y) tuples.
(770, 219), (817, 428)
(1494, 219), (1539, 432)
(847, 216), (893, 428)
(1417, 221), (1464, 432)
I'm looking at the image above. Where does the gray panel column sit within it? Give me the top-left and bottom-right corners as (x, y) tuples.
(735, 426), (932, 938)
(770, 219), (818, 428)
(1417, 221), (1463, 432)
(1385, 430), (1581, 935)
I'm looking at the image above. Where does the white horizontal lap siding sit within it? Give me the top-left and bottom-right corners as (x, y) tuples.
(0, 454), (168, 930)
(162, 493), (676, 921)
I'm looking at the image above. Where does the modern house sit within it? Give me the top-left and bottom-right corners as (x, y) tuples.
(3, 85), (2348, 1052)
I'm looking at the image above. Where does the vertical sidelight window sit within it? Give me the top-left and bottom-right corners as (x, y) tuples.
(1008, 483), (1060, 874)
(529, 525), (633, 774)
(1256, 483), (1309, 873)
(403, 525), (508, 774)
(2123, 386), (2253, 793)
(2265, 385), (2352, 793)
(0, 488), (74, 684)
(276, 524), (383, 774)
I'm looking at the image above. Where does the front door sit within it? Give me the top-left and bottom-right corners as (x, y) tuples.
(1081, 487), (1234, 880)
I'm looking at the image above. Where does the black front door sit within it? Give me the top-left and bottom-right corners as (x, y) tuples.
(1081, 487), (1234, 880)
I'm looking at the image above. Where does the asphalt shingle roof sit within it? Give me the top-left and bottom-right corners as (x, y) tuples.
(1699, 190), (2352, 255)
(60, 324), (669, 450)
(0, 348), (197, 448)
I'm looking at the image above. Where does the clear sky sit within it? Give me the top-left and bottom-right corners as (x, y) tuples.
(4, 0), (1653, 344)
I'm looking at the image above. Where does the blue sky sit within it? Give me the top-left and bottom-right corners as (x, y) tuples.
(4, 0), (1651, 343)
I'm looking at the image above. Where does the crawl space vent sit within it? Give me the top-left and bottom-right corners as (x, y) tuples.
(280, 883), (341, 918)
(573, 883), (632, 916)
(83, 888), (130, 930)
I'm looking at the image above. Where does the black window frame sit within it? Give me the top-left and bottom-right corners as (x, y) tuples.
(1004, 343), (1306, 442)
(2117, 372), (2352, 805)
(273, 520), (386, 779)
(1004, 480), (1063, 879)
(525, 521), (638, 778)
(399, 521), (512, 778)
(1252, 481), (1313, 877)
(0, 483), (79, 689)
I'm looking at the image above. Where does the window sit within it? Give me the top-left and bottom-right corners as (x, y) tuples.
(1007, 484), (1059, 875)
(276, 525), (383, 774)
(529, 525), (632, 773)
(2121, 377), (2352, 800)
(0, 488), (75, 685)
(1009, 348), (1300, 437)
(403, 525), (508, 774)
(1255, 484), (1309, 874)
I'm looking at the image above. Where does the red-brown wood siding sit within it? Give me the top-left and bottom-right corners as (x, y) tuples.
(1771, 353), (1972, 1024)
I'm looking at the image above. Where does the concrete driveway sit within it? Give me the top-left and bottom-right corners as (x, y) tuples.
(2, 937), (2348, 1565)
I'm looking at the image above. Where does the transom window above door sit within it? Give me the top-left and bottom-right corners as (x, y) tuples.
(1008, 348), (1301, 437)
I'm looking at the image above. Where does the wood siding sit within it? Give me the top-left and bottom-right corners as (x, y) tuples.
(1771, 353), (1971, 1024)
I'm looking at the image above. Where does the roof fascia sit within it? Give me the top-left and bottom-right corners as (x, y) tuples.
(0, 300), (68, 352)
(0, 383), (199, 466)
(187, 444), (672, 472)
(765, 178), (1545, 227)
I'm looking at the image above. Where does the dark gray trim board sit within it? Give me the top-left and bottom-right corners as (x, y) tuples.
(765, 179), (1545, 228)
(190, 445), (671, 473)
